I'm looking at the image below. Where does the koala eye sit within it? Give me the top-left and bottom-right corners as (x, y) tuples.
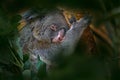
(50, 24), (57, 31)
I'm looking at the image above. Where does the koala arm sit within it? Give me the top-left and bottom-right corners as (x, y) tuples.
(62, 16), (92, 55)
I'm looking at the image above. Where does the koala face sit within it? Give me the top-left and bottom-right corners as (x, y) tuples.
(32, 11), (69, 44)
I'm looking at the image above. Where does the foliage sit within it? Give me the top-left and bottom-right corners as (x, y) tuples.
(0, 0), (120, 80)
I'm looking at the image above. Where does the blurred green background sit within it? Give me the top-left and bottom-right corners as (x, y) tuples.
(0, 0), (120, 80)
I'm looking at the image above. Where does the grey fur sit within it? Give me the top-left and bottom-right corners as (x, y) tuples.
(19, 10), (91, 73)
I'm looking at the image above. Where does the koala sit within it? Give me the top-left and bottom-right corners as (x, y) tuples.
(19, 9), (91, 74)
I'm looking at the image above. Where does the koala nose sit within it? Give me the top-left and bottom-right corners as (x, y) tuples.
(52, 29), (65, 43)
